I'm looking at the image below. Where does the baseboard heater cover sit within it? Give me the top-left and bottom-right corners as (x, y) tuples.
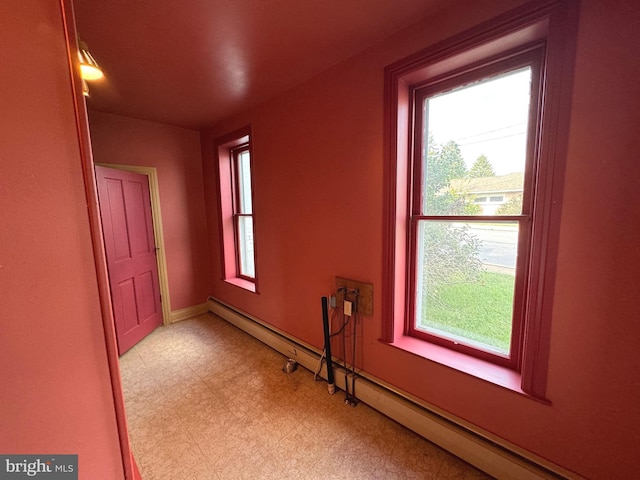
(206, 297), (581, 480)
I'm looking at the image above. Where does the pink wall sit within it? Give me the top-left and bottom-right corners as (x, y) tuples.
(88, 111), (212, 311)
(0, 1), (124, 478)
(201, 1), (640, 478)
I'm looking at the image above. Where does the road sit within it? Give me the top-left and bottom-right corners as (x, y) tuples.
(467, 225), (518, 269)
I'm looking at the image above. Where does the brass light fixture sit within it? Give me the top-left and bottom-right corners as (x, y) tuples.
(78, 39), (104, 81)
(77, 39), (104, 97)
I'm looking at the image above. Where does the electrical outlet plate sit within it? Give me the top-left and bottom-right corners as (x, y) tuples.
(335, 277), (373, 316)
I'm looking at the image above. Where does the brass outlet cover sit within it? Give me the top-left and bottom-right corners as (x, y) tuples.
(335, 277), (373, 316)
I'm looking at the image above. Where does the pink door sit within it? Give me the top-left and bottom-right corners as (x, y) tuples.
(96, 166), (163, 354)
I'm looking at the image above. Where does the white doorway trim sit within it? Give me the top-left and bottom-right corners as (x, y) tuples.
(96, 163), (171, 326)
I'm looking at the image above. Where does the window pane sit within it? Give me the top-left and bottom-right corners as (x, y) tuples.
(415, 220), (518, 355)
(237, 215), (255, 278)
(237, 150), (253, 214)
(422, 68), (531, 216)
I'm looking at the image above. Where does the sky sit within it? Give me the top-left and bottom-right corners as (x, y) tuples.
(426, 67), (531, 176)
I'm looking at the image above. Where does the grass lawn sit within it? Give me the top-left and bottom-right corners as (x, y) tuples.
(418, 270), (515, 354)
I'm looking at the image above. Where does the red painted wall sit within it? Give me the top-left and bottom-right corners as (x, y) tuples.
(201, 1), (640, 478)
(0, 2), (124, 478)
(88, 111), (211, 311)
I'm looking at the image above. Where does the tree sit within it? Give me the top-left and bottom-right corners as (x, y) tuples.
(420, 137), (484, 317)
(468, 154), (496, 178)
(421, 222), (483, 311)
(495, 194), (523, 215)
(425, 139), (470, 215)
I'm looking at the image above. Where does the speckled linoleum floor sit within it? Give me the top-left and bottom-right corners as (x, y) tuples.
(119, 314), (492, 480)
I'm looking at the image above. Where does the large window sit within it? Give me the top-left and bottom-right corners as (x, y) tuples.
(383, 2), (577, 398)
(215, 126), (258, 292)
(410, 55), (540, 369)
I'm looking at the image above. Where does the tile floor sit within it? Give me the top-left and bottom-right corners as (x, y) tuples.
(119, 314), (492, 479)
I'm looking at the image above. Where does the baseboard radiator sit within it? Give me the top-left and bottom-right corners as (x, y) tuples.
(207, 297), (580, 480)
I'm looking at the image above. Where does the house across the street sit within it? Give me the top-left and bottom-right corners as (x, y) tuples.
(450, 172), (524, 215)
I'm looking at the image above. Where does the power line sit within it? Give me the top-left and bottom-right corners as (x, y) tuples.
(451, 122), (526, 143)
(457, 131), (526, 146)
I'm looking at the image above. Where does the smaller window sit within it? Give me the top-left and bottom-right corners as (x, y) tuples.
(489, 196), (504, 203)
(474, 197), (488, 203)
(231, 145), (255, 280)
(215, 126), (258, 292)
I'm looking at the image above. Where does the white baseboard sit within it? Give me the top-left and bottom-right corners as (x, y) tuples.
(170, 303), (209, 324)
(207, 297), (582, 480)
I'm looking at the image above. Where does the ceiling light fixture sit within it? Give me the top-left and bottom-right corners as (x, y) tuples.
(78, 40), (104, 81)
